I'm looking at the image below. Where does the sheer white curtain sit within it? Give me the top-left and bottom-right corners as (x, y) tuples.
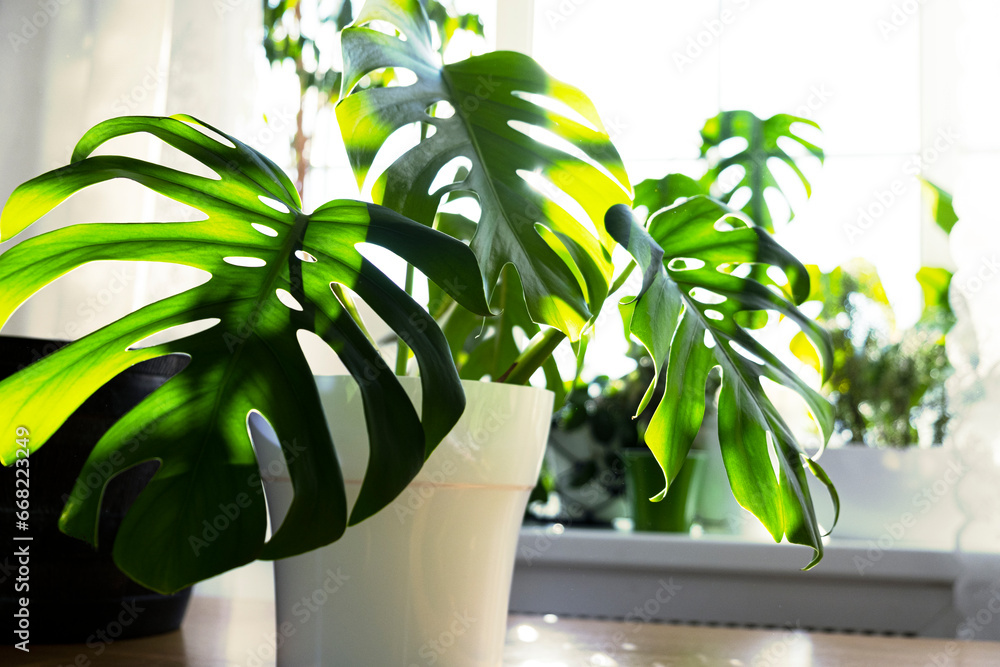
(0, 0), (261, 340)
(939, 0), (1000, 641)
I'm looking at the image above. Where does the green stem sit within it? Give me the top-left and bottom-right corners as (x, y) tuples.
(499, 328), (566, 385)
(331, 283), (378, 349)
(395, 264), (416, 376)
(396, 115), (433, 376)
(608, 260), (637, 297)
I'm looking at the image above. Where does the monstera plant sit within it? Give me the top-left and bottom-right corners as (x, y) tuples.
(0, 115), (490, 592)
(699, 110), (823, 233)
(0, 0), (836, 594)
(336, 1), (835, 560)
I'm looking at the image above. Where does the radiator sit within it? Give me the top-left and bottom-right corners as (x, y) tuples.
(509, 527), (968, 638)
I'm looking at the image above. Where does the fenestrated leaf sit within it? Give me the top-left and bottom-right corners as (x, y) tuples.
(700, 110), (823, 232)
(337, 0), (631, 340)
(633, 173), (707, 218)
(604, 199), (835, 568)
(0, 114), (490, 593)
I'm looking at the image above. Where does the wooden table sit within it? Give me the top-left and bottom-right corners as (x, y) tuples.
(4, 595), (998, 666)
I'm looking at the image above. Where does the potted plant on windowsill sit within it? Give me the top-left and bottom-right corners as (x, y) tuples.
(790, 184), (963, 548)
(532, 106), (829, 536)
(0, 0), (837, 663)
(536, 345), (714, 534)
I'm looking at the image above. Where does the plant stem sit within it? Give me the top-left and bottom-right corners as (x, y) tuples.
(395, 264), (416, 375)
(396, 114), (433, 376)
(609, 260), (637, 297)
(331, 283), (378, 349)
(292, 1), (308, 200)
(499, 327), (566, 385)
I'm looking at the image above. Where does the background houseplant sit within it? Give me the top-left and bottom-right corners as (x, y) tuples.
(792, 180), (958, 449)
(792, 182), (963, 546)
(534, 107), (828, 531)
(538, 345), (720, 532)
(0, 0), (838, 656)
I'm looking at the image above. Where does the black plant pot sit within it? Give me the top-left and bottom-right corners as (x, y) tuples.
(0, 336), (192, 644)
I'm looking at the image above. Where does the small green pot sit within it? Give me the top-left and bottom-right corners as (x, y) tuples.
(623, 449), (706, 532)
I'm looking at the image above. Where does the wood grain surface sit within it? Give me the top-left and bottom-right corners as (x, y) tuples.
(3, 595), (998, 666)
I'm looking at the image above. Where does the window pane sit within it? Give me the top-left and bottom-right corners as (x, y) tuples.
(719, 0), (921, 156)
(533, 0), (721, 165)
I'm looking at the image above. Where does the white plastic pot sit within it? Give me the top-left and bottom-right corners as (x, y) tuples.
(254, 376), (552, 666)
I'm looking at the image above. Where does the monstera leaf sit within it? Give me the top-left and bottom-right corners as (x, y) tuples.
(0, 115), (489, 593)
(633, 173), (707, 218)
(605, 198), (837, 567)
(700, 110), (823, 232)
(337, 0), (631, 340)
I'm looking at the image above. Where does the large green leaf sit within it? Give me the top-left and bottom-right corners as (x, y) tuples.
(0, 115), (490, 593)
(605, 199), (836, 567)
(700, 110), (823, 232)
(336, 0), (631, 340)
(633, 173), (707, 218)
